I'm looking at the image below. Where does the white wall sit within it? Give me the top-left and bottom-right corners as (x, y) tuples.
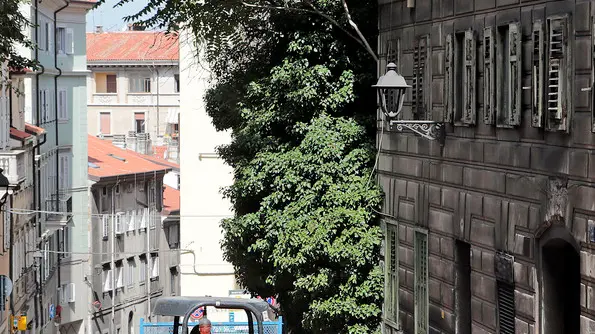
(178, 29), (235, 322)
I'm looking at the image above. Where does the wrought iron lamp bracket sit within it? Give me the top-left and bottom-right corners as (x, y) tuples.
(388, 120), (445, 145)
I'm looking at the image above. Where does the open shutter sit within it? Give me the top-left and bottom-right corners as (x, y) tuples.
(532, 22), (545, 128)
(58, 89), (68, 120)
(462, 30), (476, 125)
(48, 22), (53, 52)
(546, 16), (569, 132)
(508, 23), (522, 126)
(66, 28), (74, 55)
(445, 34), (454, 123)
(484, 27), (495, 124)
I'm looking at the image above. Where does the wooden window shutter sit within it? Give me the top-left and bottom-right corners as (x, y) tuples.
(463, 30), (476, 125)
(497, 281), (516, 334)
(384, 222), (399, 324)
(414, 231), (428, 334)
(508, 23), (522, 126)
(386, 38), (401, 69)
(546, 15), (570, 132)
(484, 27), (495, 124)
(532, 21), (545, 128)
(445, 34), (454, 123)
(414, 36), (431, 120)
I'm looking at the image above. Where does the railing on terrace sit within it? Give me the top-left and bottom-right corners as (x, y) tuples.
(140, 317), (283, 334)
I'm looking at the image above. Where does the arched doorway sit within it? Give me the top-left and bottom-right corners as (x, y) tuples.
(540, 226), (580, 334)
(128, 311), (134, 334)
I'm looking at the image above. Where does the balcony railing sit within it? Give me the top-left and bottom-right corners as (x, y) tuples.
(45, 196), (73, 226)
(0, 150), (27, 185)
(92, 93), (118, 105)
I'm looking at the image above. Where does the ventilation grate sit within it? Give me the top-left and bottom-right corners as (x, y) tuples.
(497, 281), (516, 334)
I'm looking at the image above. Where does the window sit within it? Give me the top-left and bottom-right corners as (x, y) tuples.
(384, 221), (399, 325)
(56, 27), (72, 54)
(103, 266), (113, 292)
(412, 35), (431, 120)
(39, 89), (49, 123)
(102, 215), (109, 239)
(495, 23), (522, 128)
(115, 261), (124, 289)
(115, 212), (125, 235)
(139, 256), (147, 283)
(59, 152), (71, 192)
(127, 258), (135, 286)
(58, 89), (68, 121)
(150, 254), (159, 278)
(174, 74), (180, 93)
(170, 268), (177, 295)
(63, 226), (70, 256)
(455, 241), (472, 334)
(445, 30), (476, 125)
(129, 77), (151, 93)
(45, 22), (50, 51)
(139, 208), (148, 229)
(3, 197), (10, 252)
(99, 112), (111, 135)
(43, 241), (49, 280)
(386, 38), (401, 70)
(134, 113), (145, 133)
(106, 75), (117, 93)
(127, 211), (135, 232)
(414, 231), (428, 334)
(167, 224), (179, 249)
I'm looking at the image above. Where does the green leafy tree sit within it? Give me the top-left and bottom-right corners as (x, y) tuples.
(0, 0), (37, 71)
(100, 1), (384, 332)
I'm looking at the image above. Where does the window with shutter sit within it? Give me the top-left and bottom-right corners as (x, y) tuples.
(127, 258), (135, 286)
(484, 27), (495, 124)
(57, 27), (66, 54)
(413, 36), (431, 120)
(103, 267), (112, 292)
(386, 38), (401, 71)
(444, 34), (454, 123)
(463, 30), (477, 125)
(58, 89), (68, 121)
(116, 262), (124, 288)
(497, 281), (516, 334)
(545, 15), (570, 132)
(414, 231), (428, 334)
(496, 23), (522, 128)
(384, 222), (399, 325)
(102, 215), (109, 239)
(66, 28), (74, 54)
(139, 256), (147, 282)
(532, 21), (545, 128)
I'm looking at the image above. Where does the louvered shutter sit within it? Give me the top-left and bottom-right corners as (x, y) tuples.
(414, 232), (428, 334)
(462, 30), (476, 125)
(412, 39), (420, 119)
(532, 22), (545, 128)
(66, 28), (74, 55)
(445, 34), (454, 123)
(546, 16), (569, 132)
(508, 23), (522, 126)
(484, 27), (495, 125)
(497, 281), (516, 334)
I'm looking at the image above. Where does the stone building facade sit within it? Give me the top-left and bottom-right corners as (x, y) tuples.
(378, 0), (595, 333)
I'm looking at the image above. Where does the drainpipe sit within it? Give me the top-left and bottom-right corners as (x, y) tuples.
(8, 195), (14, 315)
(111, 184), (116, 334)
(54, 0), (68, 222)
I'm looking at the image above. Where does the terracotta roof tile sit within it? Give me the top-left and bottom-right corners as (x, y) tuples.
(162, 185), (180, 215)
(88, 135), (171, 179)
(25, 123), (45, 135)
(10, 127), (32, 141)
(152, 145), (167, 159)
(86, 32), (179, 62)
(127, 148), (180, 171)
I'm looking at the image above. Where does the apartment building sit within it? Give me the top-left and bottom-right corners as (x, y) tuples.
(378, 0), (595, 333)
(86, 28), (180, 161)
(178, 29), (236, 322)
(10, 0), (95, 333)
(87, 135), (179, 334)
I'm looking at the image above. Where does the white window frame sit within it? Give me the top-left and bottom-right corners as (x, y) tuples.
(150, 255), (159, 278)
(56, 27), (66, 54)
(129, 76), (151, 93)
(115, 212), (125, 235)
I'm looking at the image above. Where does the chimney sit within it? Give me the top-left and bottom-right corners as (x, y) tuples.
(95, 25), (103, 33)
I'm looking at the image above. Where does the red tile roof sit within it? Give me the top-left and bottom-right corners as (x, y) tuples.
(86, 32), (179, 62)
(162, 185), (180, 215)
(127, 147), (180, 171)
(88, 135), (171, 179)
(25, 123), (45, 135)
(10, 127), (32, 141)
(152, 145), (167, 159)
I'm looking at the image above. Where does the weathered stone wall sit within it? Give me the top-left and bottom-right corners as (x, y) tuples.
(378, 0), (595, 333)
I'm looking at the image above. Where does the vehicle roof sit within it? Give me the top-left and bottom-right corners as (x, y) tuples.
(152, 296), (270, 316)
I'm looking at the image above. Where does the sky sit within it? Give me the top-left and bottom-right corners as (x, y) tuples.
(86, 0), (150, 32)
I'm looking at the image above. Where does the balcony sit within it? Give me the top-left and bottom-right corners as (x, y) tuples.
(45, 196), (73, 226)
(92, 93), (118, 105)
(0, 150), (27, 185)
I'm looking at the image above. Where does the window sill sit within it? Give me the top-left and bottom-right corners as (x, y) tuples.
(94, 93), (117, 95)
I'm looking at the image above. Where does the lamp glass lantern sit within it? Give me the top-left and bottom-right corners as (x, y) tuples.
(373, 62), (410, 118)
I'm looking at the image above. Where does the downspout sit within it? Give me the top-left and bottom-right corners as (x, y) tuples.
(33, 0), (44, 330)
(111, 185), (116, 334)
(55, 0), (68, 221)
(8, 195), (14, 315)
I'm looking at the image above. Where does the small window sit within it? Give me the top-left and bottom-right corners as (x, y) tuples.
(129, 77), (151, 93)
(106, 75), (117, 93)
(99, 112), (111, 135)
(134, 113), (145, 133)
(174, 74), (180, 93)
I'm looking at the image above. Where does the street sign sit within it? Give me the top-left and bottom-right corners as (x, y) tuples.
(190, 307), (204, 321)
(229, 312), (234, 323)
(0, 275), (13, 309)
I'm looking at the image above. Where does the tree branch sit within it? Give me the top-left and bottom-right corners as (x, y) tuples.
(341, 0), (378, 62)
(241, 1), (369, 53)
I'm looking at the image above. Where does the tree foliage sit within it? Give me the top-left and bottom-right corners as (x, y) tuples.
(0, 0), (37, 70)
(102, 0), (384, 332)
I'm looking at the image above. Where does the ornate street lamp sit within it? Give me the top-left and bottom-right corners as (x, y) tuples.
(374, 63), (445, 145)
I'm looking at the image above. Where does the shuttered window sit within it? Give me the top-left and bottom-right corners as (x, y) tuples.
(386, 38), (401, 71)
(384, 222), (399, 325)
(532, 22), (545, 128)
(413, 35), (431, 120)
(444, 34), (454, 123)
(414, 231), (428, 334)
(495, 23), (522, 128)
(99, 112), (111, 135)
(449, 30), (476, 125)
(58, 89), (68, 121)
(497, 281), (516, 334)
(545, 15), (570, 132)
(484, 27), (495, 124)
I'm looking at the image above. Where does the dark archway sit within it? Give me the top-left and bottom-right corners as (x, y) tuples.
(540, 226), (580, 334)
